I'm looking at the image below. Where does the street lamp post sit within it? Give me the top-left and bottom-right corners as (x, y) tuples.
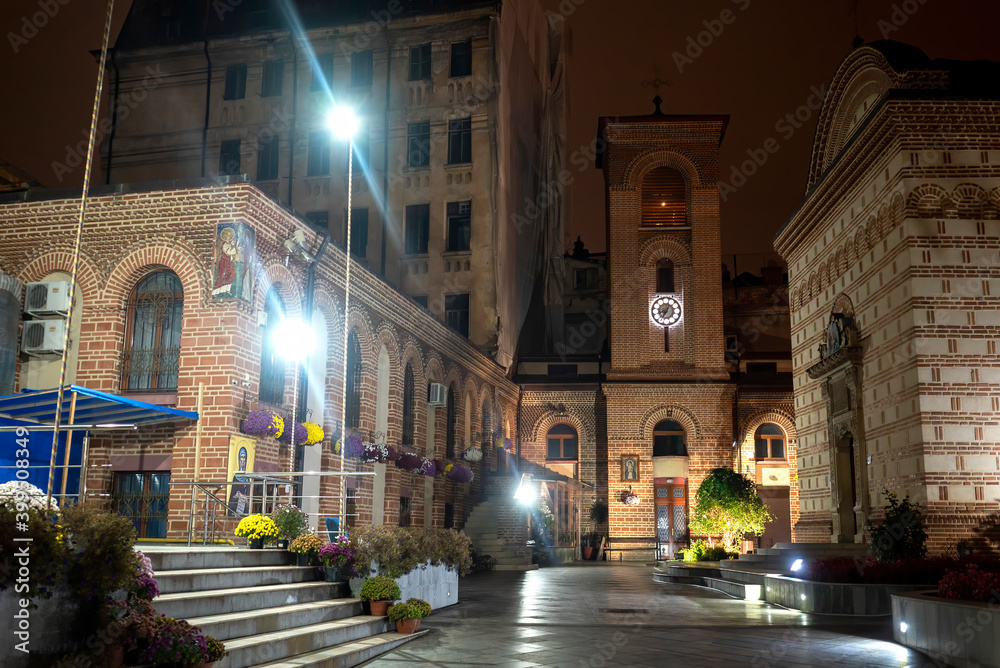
(329, 106), (359, 537)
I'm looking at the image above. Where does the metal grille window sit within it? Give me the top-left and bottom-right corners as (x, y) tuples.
(755, 423), (785, 460)
(312, 53), (334, 91)
(546, 424), (578, 460)
(258, 288), (286, 405)
(652, 419), (686, 457)
(120, 271), (183, 392)
(114, 472), (170, 539)
(344, 208), (368, 258)
(446, 385), (457, 458)
(345, 332), (362, 429)
(405, 204), (430, 255)
(402, 364), (415, 446)
(223, 63), (246, 100)
(480, 398), (490, 448)
(447, 118), (472, 164)
(450, 39), (472, 77)
(351, 50), (373, 87)
(307, 130), (330, 176)
(407, 122), (430, 168)
(261, 59), (284, 97)
(399, 496), (411, 527)
(219, 139), (241, 176)
(409, 43), (431, 81)
(446, 201), (471, 252)
(257, 135), (279, 181)
(445, 293), (469, 337)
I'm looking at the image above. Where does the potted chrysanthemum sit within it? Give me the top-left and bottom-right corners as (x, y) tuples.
(271, 503), (309, 548)
(359, 575), (401, 617)
(318, 535), (354, 582)
(387, 597), (431, 634)
(234, 513), (279, 548)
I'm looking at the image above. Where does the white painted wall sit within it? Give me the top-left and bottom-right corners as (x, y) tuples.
(373, 346), (390, 525)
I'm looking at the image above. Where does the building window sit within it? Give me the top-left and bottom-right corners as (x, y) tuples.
(407, 121), (430, 168)
(402, 363), (415, 446)
(312, 53), (334, 91)
(257, 136), (279, 181)
(409, 43), (431, 81)
(480, 398), (491, 448)
(446, 201), (471, 252)
(258, 288), (286, 405)
(450, 39), (472, 77)
(399, 496), (411, 527)
(305, 211), (329, 230)
(443, 502), (454, 529)
(642, 167), (686, 226)
(345, 332), (362, 429)
(405, 204), (430, 255)
(755, 424), (785, 460)
(656, 258), (675, 292)
(219, 139), (241, 176)
(223, 63), (246, 100)
(546, 424), (578, 461)
(351, 50), (373, 87)
(446, 385), (457, 458)
(445, 293), (469, 337)
(575, 268), (597, 291)
(447, 118), (472, 164)
(344, 208), (368, 258)
(261, 59), (284, 97)
(307, 130), (330, 176)
(114, 472), (170, 539)
(725, 335), (739, 354)
(120, 271), (183, 392)
(653, 419), (686, 457)
(345, 484), (356, 530)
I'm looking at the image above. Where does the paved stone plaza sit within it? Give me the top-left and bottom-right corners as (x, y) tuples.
(369, 563), (932, 668)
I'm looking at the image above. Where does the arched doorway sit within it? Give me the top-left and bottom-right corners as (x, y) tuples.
(652, 419), (688, 559)
(754, 423), (791, 548)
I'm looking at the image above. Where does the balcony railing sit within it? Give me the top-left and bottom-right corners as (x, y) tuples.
(119, 346), (180, 392)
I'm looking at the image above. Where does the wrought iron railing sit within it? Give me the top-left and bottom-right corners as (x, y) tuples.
(119, 345), (181, 391)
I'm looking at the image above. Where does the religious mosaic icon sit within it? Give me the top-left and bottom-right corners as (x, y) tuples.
(212, 222), (256, 300)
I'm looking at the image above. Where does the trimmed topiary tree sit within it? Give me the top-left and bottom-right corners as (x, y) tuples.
(689, 467), (773, 552)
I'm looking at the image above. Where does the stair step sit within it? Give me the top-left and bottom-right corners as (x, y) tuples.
(186, 599), (362, 641)
(494, 564), (539, 571)
(218, 616), (392, 668)
(141, 547), (290, 572)
(253, 631), (429, 668)
(157, 565), (317, 594)
(154, 581), (347, 619)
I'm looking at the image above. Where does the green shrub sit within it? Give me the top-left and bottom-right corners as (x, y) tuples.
(271, 504), (309, 540)
(350, 526), (472, 578)
(205, 636), (228, 662)
(358, 575), (401, 602)
(386, 602), (419, 622)
(689, 468), (773, 552)
(406, 597), (431, 618)
(867, 490), (927, 562)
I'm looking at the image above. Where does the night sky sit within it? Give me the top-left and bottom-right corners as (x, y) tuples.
(2, 0), (999, 258)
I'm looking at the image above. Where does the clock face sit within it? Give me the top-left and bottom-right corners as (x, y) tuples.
(650, 295), (681, 327)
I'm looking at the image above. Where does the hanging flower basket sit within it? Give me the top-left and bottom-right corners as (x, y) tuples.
(434, 459), (446, 476)
(620, 487), (640, 506)
(396, 453), (422, 471)
(243, 409), (285, 438)
(343, 435), (365, 459)
(445, 463), (475, 484)
(462, 447), (483, 463)
(417, 457), (437, 477)
(363, 441), (392, 463)
(277, 421), (308, 444)
(301, 422), (325, 446)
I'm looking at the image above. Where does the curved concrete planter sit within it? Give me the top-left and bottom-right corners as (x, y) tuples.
(0, 587), (82, 663)
(892, 591), (1000, 668)
(765, 574), (927, 615)
(350, 561), (459, 610)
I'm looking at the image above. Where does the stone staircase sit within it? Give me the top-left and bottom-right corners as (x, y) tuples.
(462, 500), (537, 571)
(144, 546), (426, 667)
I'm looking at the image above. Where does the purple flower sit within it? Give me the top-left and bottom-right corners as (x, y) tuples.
(343, 435), (365, 459)
(243, 409), (284, 437)
(446, 465), (474, 483)
(278, 421), (309, 444)
(396, 453), (422, 471)
(417, 457), (436, 476)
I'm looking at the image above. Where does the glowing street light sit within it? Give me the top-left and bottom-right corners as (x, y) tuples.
(327, 106), (359, 140)
(274, 317), (316, 490)
(514, 473), (536, 504)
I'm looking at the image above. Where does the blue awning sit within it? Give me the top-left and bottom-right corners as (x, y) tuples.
(0, 385), (199, 427)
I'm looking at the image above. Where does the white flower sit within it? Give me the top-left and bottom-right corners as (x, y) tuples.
(0, 480), (59, 512)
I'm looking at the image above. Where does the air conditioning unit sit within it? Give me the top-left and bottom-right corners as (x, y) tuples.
(427, 382), (447, 406)
(21, 319), (67, 356)
(24, 281), (70, 316)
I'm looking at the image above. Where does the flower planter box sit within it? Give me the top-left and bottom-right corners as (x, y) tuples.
(349, 561), (459, 610)
(892, 591), (1000, 668)
(764, 574), (928, 616)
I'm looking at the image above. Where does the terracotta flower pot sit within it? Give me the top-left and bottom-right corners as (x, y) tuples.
(369, 600), (392, 616)
(197, 663), (216, 668)
(395, 618), (420, 634)
(582, 547), (594, 560)
(106, 644), (124, 668)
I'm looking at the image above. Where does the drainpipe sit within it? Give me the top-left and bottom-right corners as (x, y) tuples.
(105, 48), (120, 184)
(380, 32), (393, 276)
(288, 30), (298, 208)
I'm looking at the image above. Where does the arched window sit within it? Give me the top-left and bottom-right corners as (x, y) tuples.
(653, 419), (686, 457)
(402, 362), (415, 446)
(345, 331), (362, 429)
(642, 167), (686, 226)
(480, 398), (491, 448)
(546, 424), (578, 461)
(446, 385), (457, 458)
(121, 270), (183, 392)
(656, 258), (675, 293)
(755, 423), (785, 460)
(259, 288), (286, 405)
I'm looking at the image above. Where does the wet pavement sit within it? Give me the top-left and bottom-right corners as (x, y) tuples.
(367, 562), (932, 668)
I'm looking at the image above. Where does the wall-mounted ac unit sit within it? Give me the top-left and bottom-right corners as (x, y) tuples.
(21, 319), (67, 356)
(24, 281), (70, 316)
(428, 382), (447, 406)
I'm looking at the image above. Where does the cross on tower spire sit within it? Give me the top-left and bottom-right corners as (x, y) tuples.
(641, 78), (672, 116)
